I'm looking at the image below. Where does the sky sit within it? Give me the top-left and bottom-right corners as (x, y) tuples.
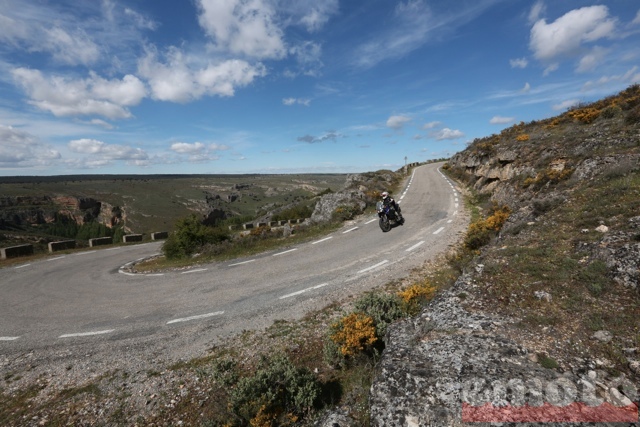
(1, 0), (639, 176)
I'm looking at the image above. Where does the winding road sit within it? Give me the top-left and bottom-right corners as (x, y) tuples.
(0, 163), (465, 359)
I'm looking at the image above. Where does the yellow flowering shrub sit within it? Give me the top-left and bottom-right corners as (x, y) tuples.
(330, 313), (377, 356)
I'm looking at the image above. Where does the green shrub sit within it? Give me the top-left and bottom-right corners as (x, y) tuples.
(578, 260), (610, 296)
(230, 354), (320, 424)
(539, 355), (559, 369)
(354, 292), (406, 339)
(163, 214), (230, 259)
(331, 204), (361, 222)
(272, 204), (313, 222)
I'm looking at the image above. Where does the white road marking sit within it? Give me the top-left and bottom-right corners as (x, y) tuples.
(365, 218), (377, 224)
(47, 256), (66, 261)
(181, 268), (208, 274)
(358, 260), (389, 274)
(75, 251), (97, 256)
(312, 236), (333, 245)
(146, 273), (164, 277)
(273, 248), (298, 256)
(119, 269), (136, 276)
(433, 227), (445, 235)
(59, 329), (114, 338)
(167, 311), (224, 325)
(279, 283), (328, 300)
(455, 203), (459, 208)
(406, 241), (425, 252)
(15, 264), (31, 269)
(228, 259), (255, 267)
(343, 226), (359, 233)
(0, 336), (20, 341)
(447, 220), (453, 224)
(106, 247), (122, 251)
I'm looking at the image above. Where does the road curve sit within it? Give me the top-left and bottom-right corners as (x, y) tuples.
(0, 163), (466, 357)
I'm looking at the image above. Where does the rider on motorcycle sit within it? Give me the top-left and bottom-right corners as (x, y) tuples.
(381, 191), (403, 221)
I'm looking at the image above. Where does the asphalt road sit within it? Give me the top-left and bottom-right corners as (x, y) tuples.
(0, 163), (466, 359)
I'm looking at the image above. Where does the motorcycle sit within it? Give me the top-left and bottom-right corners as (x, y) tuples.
(376, 201), (404, 232)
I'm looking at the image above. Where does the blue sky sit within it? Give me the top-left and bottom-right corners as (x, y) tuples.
(1, 0), (639, 176)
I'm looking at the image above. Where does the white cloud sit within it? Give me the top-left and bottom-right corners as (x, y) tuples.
(510, 58), (528, 69)
(528, 1), (546, 25)
(0, 124), (60, 168)
(296, 131), (342, 143)
(89, 119), (114, 130)
(196, 0), (286, 60)
(386, 115), (412, 130)
(123, 7), (158, 31)
(352, 0), (433, 69)
(289, 41), (323, 77)
(522, 82), (531, 93)
(434, 128), (464, 140)
(543, 63), (559, 76)
(582, 66), (640, 91)
(422, 121), (441, 129)
(68, 138), (148, 161)
(12, 68), (146, 119)
(209, 143), (230, 151)
(552, 99), (579, 111)
(170, 142), (206, 154)
(576, 46), (609, 73)
(530, 6), (617, 62)
(138, 47), (266, 103)
(294, 0), (339, 32)
(633, 10), (640, 25)
(490, 116), (515, 124)
(283, 97), (310, 106)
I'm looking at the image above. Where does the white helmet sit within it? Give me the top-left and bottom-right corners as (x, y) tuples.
(381, 191), (389, 198)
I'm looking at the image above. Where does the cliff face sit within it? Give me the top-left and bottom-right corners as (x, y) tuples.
(0, 195), (121, 230)
(369, 86), (640, 425)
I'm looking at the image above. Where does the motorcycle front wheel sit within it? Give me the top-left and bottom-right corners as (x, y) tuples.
(379, 216), (391, 232)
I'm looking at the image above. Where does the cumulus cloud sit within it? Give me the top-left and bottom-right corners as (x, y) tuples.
(510, 58), (528, 69)
(434, 128), (464, 140)
(0, 124), (61, 167)
(490, 116), (515, 124)
(138, 47), (266, 103)
(170, 142), (206, 154)
(12, 68), (146, 119)
(288, 41), (324, 77)
(576, 46), (609, 73)
(530, 6), (617, 62)
(68, 138), (148, 161)
(422, 121), (441, 129)
(196, 0), (286, 60)
(283, 97), (310, 106)
(296, 131), (342, 143)
(522, 82), (531, 93)
(290, 0), (339, 32)
(386, 115), (412, 130)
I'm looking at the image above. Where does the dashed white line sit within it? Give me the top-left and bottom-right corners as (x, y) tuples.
(15, 264), (31, 269)
(167, 311), (224, 325)
(312, 236), (333, 245)
(447, 219), (453, 224)
(405, 241), (425, 252)
(273, 248), (298, 256)
(343, 227), (359, 234)
(181, 268), (208, 274)
(358, 260), (389, 274)
(47, 256), (66, 261)
(59, 329), (115, 338)
(279, 283), (328, 300)
(229, 259), (255, 267)
(0, 336), (20, 341)
(433, 227), (445, 235)
(365, 218), (377, 224)
(75, 251), (96, 256)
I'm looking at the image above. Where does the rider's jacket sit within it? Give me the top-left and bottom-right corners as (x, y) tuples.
(382, 196), (399, 211)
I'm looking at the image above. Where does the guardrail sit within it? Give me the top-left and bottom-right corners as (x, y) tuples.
(1, 244), (34, 259)
(48, 240), (76, 253)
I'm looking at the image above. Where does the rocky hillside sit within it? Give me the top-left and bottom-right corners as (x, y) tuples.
(370, 85), (639, 425)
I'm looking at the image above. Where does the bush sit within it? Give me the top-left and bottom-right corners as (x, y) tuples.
(516, 134), (530, 142)
(230, 354), (320, 425)
(331, 204), (361, 222)
(329, 313), (377, 358)
(398, 280), (436, 307)
(163, 214), (230, 259)
(354, 292), (405, 339)
(271, 204), (313, 222)
(578, 260), (610, 296)
(464, 204), (511, 250)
